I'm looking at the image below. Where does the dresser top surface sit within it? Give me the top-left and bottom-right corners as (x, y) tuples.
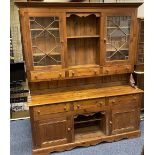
(28, 85), (143, 107)
(15, 1), (143, 8)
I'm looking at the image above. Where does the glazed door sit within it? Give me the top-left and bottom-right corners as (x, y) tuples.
(20, 11), (65, 81)
(102, 10), (136, 74)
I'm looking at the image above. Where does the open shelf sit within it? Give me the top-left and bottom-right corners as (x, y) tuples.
(75, 126), (105, 142)
(67, 37), (100, 66)
(67, 13), (100, 37)
(74, 112), (106, 140)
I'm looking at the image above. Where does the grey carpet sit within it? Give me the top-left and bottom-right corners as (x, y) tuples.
(10, 119), (144, 155)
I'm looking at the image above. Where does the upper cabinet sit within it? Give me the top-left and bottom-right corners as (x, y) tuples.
(16, 2), (142, 82)
(20, 11), (66, 81)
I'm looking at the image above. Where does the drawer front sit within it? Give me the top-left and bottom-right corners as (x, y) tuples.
(73, 98), (106, 113)
(68, 67), (100, 78)
(34, 103), (70, 120)
(30, 70), (65, 81)
(103, 65), (133, 75)
(109, 94), (139, 107)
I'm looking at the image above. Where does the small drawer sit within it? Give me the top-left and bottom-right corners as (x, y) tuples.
(68, 67), (100, 78)
(73, 98), (105, 112)
(30, 70), (65, 81)
(103, 65), (133, 75)
(109, 94), (139, 106)
(34, 103), (70, 119)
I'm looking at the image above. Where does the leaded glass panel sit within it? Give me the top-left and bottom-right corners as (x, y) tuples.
(106, 16), (131, 61)
(30, 17), (61, 66)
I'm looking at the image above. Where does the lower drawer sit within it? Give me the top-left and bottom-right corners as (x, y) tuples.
(33, 103), (70, 120)
(109, 94), (139, 107)
(73, 98), (106, 114)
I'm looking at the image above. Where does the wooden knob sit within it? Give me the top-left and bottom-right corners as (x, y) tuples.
(94, 70), (97, 75)
(104, 38), (106, 42)
(37, 110), (40, 114)
(59, 73), (62, 78)
(67, 128), (71, 131)
(64, 107), (67, 111)
(99, 102), (103, 106)
(110, 121), (112, 125)
(105, 69), (109, 74)
(77, 105), (80, 109)
(35, 76), (38, 80)
(126, 67), (130, 71)
(112, 100), (115, 103)
(72, 72), (75, 77)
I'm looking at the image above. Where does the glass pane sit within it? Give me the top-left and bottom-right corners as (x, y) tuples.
(30, 17), (61, 66)
(106, 16), (131, 61)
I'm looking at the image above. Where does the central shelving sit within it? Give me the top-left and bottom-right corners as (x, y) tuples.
(67, 13), (100, 67)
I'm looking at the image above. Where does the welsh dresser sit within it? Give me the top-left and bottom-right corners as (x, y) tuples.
(15, 1), (143, 155)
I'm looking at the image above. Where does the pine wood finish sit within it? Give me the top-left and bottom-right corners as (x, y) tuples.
(15, 2), (143, 155)
(135, 18), (144, 110)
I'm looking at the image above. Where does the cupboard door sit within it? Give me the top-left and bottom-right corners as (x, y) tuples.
(20, 11), (66, 81)
(103, 10), (136, 67)
(37, 115), (71, 148)
(111, 105), (140, 135)
(29, 14), (64, 69)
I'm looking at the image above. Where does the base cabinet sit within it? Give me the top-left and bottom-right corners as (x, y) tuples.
(30, 92), (142, 155)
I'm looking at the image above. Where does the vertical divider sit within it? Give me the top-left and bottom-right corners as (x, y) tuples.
(100, 12), (105, 67)
(61, 12), (68, 69)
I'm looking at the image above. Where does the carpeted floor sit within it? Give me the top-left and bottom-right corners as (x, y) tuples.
(10, 119), (144, 155)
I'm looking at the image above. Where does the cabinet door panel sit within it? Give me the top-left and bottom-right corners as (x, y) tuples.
(37, 116), (68, 147)
(35, 113), (73, 147)
(29, 15), (63, 68)
(111, 107), (140, 134)
(102, 10), (136, 67)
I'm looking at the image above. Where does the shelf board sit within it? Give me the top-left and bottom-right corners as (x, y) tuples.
(75, 118), (101, 124)
(67, 35), (100, 39)
(107, 27), (129, 29)
(106, 48), (128, 51)
(30, 28), (59, 31)
(75, 126), (105, 141)
(33, 53), (61, 56)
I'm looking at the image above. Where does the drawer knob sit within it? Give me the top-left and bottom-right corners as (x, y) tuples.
(64, 106), (68, 111)
(105, 69), (109, 74)
(94, 70), (97, 75)
(112, 100), (115, 103)
(77, 105), (80, 109)
(110, 121), (112, 125)
(72, 72), (75, 77)
(126, 67), (130, 71)
(99, 102), (103, 106)
(67, 128), (71, 131)
(37, 110), (40, 114)
(34, 76), (38, 80)
(59, 73), (62, 78)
